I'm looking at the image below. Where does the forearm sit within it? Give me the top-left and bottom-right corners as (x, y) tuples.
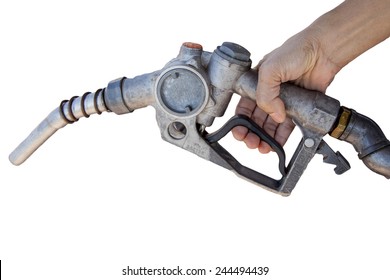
(309, 0), (390, 68)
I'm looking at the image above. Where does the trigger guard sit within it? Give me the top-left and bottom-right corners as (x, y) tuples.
(205, 114), (287, 176)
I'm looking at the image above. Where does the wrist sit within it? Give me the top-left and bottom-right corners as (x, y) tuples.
(307, 0), (390, 69)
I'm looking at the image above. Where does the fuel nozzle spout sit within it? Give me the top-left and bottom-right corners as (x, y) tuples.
(331, 107), (390, 179)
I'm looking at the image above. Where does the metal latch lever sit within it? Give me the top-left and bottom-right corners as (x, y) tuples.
(316, 140), (351, 175)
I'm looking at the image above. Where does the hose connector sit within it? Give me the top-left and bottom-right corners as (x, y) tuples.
(331, 107), (390, 179)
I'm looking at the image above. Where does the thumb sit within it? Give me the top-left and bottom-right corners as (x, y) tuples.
(259, 96), (286, 124)
(257, 70), (286, 123)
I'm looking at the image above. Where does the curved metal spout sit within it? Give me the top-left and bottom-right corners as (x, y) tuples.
(9, 89), (108, 166)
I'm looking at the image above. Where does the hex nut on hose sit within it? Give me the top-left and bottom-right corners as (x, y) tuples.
(331, 106), (352, 138)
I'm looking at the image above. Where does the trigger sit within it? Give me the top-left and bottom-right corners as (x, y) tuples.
(205, 114), (287, 176)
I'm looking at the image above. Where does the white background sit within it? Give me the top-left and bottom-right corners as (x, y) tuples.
(1, 0), (389, 279)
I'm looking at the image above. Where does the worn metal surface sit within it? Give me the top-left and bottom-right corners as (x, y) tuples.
(9, 42), (390, 195)
(338, 109), (390, 178)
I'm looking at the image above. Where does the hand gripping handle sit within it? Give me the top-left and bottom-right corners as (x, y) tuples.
(233, 71), (343, 194)
(235, 69), (389, 193)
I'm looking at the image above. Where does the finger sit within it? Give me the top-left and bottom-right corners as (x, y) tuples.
(258, 114), (295, 154)
(265, 98), (286, 124)
(243, 132), (261, 150)
(258, 118), (295, 154)
(251, 105), (268, 126)
(262, 114), (279, 139)
(235, 96), (257, 116)
(258, 114), (279, 154)
(235, 99), (270, 149)
(257, 67), (287, 123)
(274, 117), (295, 147)
(232, 97), (257, 141)
(259, 118), (295, 154)
(251, 106), (273, 153)
(258, 141), (272, 154)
